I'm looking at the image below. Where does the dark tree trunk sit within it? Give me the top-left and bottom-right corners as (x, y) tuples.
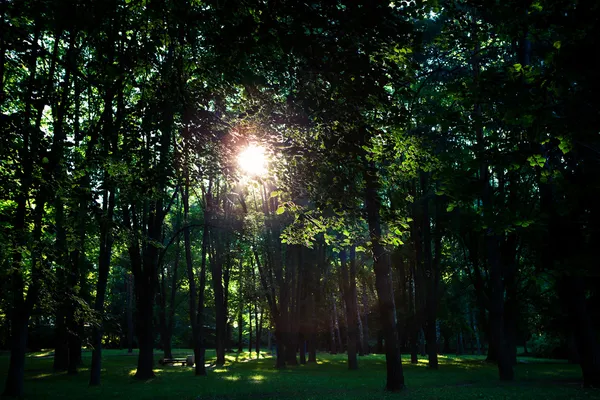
(407, 267), (418, 365)
(255, 306), (262, 357)
(2, 23), (41, 398)
(127, 273), (134, 353)
(567, 333), (580, 364)
(364, 161), (405, 391)
(160, 230), (179, 360)
(237, 259), (244, 353)
(425, 321), (438, 369)
(3, 315), (28, 397)
(134, 283), (156, 379)
(472, 27), (513, 381)
(182, 177), (208, 376)
(456, 332), (462, 355)
(275, 329), (286, 368)
(237, 309), (243, 353)
(357, 304), (365, 356)
(299, 335), (307, 364)
(329, 310), (337, 354)
(248, 308), (253, 353)
(487, 242), (513, 380)
(486, 339), (497, 362)
(376, 330), (384, 354)
(308, 291), (317, 362)
(285, 333), (298, 366)
(162, 331), (173, 360)
(340, 248), (358, 370)
(362, 288), (370, 355)
(210, 243), (227, 366)
(194, 218), (208, 377)
(53, 313), (69, 371)
(308, 333), (317, 362)
(443, 333), (451, 354)
(486, 235), (513, 380)
(559, 276), (600, 388)
(89, 184), (116, 386)
(333, 297), (343, 354)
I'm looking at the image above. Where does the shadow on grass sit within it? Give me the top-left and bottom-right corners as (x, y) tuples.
(2, 349), (595, 400)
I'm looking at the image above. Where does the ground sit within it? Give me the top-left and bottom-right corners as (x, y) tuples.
(1, 349), (598, 399)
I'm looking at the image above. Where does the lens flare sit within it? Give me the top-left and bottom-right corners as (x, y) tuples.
(238, 145), (267, 176)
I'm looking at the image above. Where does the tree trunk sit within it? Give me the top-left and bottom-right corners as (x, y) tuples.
(275, 328), (286, 368)
(333, 296), (343, 354)
(308, 291), (317, 362)
(472, 24), (513, 380)
(364, 160), (405, 391)
(357, 303), (365, 356)
(89, 185), (116, 385)
(3, 316), (28, 397)
(340, 248), (358, 370)
(486, 237), (513, 380)
(255, 305), (262, 358)
(248, 308), (253, 354)
(127, 273), (134, 353)
(425, 321), (438, 369)
(559, 275), (600, 388)
(329, 307), (337, 354)
(237, 309), (243, 353)
(53, 313), (69, 371)
(182, 177), (208, 376)
(134, 283), (155, 379)
(210, 242), (227, 366)
(362, 288), (370, 355)
(299, 337), (307, 364)
(2, 23), (41, 398)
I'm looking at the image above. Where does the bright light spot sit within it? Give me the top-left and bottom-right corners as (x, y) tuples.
(31, 373), (53, 380)
(250, 374), (266, 382)
(238, 145), (267, 176)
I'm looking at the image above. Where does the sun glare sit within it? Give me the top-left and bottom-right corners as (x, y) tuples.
(238, 145), (267, 176)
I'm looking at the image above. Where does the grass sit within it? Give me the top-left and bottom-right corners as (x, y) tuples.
(1, 349), (599, 399)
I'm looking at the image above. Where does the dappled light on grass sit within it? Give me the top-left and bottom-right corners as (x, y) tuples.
(128, 368), (163, 377)
(30, 373), (53, 380)
(29, 350), (55, 358)
(5, 349), (597, 400)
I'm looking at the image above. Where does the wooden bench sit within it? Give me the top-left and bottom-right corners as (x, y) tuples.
(159, 358), (188, 366)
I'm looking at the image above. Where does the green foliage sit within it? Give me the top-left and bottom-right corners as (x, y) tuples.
(529, 333), (563, 359)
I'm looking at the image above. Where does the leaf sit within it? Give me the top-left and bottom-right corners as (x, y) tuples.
(275, 206), (285, 215)
(558, 136), (572, 154)
(513, 63), (522, 72)
(527, 154), (546, 168)
(553, 41), (561, 50)
(446, 203), (456, 212)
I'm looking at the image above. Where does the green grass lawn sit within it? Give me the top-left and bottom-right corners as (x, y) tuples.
(1, 349), (598, 399)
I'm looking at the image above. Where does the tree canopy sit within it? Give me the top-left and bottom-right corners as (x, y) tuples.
(1, 0), (600, 397)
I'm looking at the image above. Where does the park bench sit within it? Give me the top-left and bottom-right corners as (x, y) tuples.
(159, 355), (195, 366)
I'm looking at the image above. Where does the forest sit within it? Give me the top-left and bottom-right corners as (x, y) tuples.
(1, 0), (599, 399)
